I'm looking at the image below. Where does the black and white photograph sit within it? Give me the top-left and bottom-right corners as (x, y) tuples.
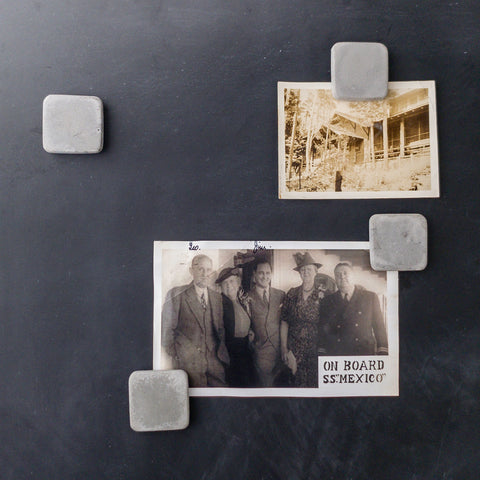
(153, 241), (398, 397)
(278, 81), (439, 199)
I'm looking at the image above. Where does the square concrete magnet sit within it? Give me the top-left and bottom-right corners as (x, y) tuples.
(129, 370), (189, 432)
(331, 42), (388, 101)
(369, 214), (428, 271)
(43, 94), (103, 153)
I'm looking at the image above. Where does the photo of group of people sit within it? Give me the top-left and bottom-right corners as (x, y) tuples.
(153, 241), (397, 396)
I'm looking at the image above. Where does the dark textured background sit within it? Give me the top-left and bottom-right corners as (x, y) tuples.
(1, 1), (479, 479)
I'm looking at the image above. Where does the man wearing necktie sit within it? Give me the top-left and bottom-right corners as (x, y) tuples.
(320, 262), (388, 356)
(162, 254), (229, 387)
(248, 259), (285, 387)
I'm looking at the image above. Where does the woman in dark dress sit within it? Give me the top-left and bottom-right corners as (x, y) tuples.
(280, 252), (325, 388)
(216, 267), (255, 387)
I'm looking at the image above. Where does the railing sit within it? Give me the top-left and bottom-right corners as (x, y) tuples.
(372, 132), (430, 160)
(373, 143), (430, 162)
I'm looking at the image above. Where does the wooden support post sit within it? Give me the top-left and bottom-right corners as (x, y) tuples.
(400, 118), (405, 157)
(335, 170), (342, 192)
(383, 117), (389, 166)
(370, 125), (375, 164)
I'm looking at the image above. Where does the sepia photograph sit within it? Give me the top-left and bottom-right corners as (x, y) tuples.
(278, 81), (439, 199)
(153, 241), (398, 397)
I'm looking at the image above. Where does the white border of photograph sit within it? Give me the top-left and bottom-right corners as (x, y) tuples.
(153, 241), (399, 398)
(278, 81), (439, 199)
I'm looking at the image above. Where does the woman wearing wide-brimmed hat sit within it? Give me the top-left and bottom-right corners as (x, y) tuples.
(215, 266), (256, 387)
(280, 252), (325, 388)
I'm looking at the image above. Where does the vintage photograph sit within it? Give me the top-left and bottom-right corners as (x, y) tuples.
(153, 241), (398, 397)
(278, 81), (439, 199)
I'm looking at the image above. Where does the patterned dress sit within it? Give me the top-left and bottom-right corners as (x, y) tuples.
(281, 286), (323, 388)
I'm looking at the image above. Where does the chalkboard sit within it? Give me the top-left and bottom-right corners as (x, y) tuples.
(1, 1), (479, 478)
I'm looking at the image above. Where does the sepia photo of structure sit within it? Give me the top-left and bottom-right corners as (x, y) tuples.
(278, 81), (439, 198)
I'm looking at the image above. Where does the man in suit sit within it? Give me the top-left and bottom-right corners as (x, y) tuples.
(320, 262), (388, 356)
(248, 259), (285, 387)
(161, 254), (229, 387)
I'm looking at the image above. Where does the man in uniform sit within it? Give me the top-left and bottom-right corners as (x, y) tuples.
(320, 262), (388, 356)
(248, 259), (285, 387)
(161, 254), (229, 387)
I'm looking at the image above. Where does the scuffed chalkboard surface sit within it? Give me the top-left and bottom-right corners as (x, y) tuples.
(1, 1), (479, 478)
